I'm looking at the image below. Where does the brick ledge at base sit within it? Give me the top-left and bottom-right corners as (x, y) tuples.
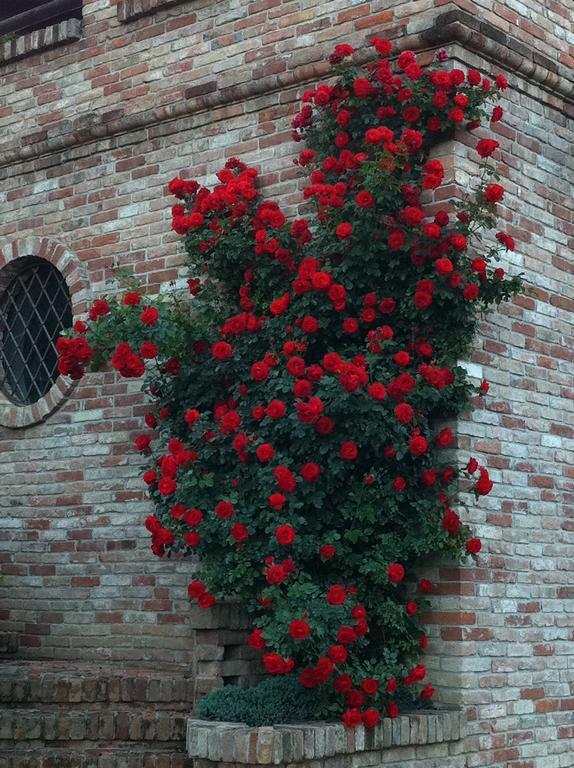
(187, 709), (466, 765)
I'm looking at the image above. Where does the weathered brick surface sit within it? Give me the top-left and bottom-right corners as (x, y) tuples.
(0, 2), (573, 767)
(186, 711), (467, 762)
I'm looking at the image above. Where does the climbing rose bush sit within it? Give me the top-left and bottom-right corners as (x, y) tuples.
(58, 40), (521, 727)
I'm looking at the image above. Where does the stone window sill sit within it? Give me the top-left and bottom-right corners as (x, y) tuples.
(0, 19), (81, 67)
(117, 0), (190, 23)
(187, 708), (466, 764)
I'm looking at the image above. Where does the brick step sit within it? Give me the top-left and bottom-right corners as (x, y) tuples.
(0, 742), (192, 768)
(0, 662), (194, 704)
(0, 705), (188, 742)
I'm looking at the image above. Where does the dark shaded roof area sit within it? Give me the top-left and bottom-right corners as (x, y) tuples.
(0, 0), (82, 37)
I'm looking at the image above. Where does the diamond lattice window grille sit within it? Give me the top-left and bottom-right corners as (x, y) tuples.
(0, 257), (73, 406)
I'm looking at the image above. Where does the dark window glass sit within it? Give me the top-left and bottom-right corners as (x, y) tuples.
(0, 258), (73, 406)
(0, 1), (82, 38)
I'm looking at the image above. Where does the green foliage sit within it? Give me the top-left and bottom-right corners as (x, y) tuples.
(195, 676), (329, 726)
(58, 40), (522, 727)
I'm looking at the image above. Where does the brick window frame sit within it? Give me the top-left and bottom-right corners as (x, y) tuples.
(0, 237), (90, 429)
(0, 1), (82, 67)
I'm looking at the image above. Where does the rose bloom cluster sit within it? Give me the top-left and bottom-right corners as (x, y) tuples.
(58, 38), (521, 728)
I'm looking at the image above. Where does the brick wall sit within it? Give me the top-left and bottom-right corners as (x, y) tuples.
(0, 1), (572, 766)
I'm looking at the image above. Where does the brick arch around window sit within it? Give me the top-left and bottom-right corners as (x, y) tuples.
(0, 237), (90, 429)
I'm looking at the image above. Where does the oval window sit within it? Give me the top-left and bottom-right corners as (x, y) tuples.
(0, 257), (73, 406)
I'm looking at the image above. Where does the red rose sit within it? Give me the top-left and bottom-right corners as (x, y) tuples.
(463, 283), (479, 301)
(467, 457), (479, 473)
(231, 523), (249, 543)
(476, 138), (499, 157)
(394, 403), (414, 424)
(256, 443), (275, 463)
(251, 362), (270, 381)
(300, 463), (321, 482)
(184, 531), (200, 547)
(339, 441), (358, 461)
(368, 383), (386, 400)
(491, 105), (503, 122)
(215, 501), (234, 519)
(274, 466), (297, 493)
(371, 36), (392, 55)
(327, 585), (346, 605)
(342, 318), (359, 334)
(387, 702), (399, 718)
(450, 234), (467, 250)
(320, 544), (335, 560)
(355, 190), (374, 208)
(275, 524), (295, 545)
(421, 684), (435, 700)
(269, 493), (287, 510)
(188, 580), (206, 599)
(337, 626), (357, 645)
(346, 690), (365, 707)
(89, 299), (110, 320)
(406, 601), (417, 615)
(475, 468), (493, 495)
(393, 477), (406, 492)
(158, 477), (176, 496)
(435, 258), (453, 276)
(184, 508), (203, 526)
(142, 470), (157, 485)
(414, 291), (432, 310)
(212, 341), (233, 360)
(248, 629), (266, 650)
(198, 592), (216, 609)
(122, 291), (141, 305)
(140, 307), (159, 325)
(342, 708), (362, 728)
(442, 509), (461, 534)
(379, 297), (396, 314)
(334, 674), (353, 692)
(387, 563), (405, 583)
(265, 565), (287, 585)
(409, 434), (428, 456)
(435, 427), (453, 447)
(362, 708), (380, 729)
(484, 183), (504, 203)
(388, 228), (406, 250)
(301, 315), (318, 334)
(448, 108), (465, 123)
(328, 645), (348, 664)
(336, 222), (353, 239)
(263, 652), (293, 674)
(140, 341), (158, 359)
(360, 678), (379, 695)
(466, 538), (482, 554)
(135, 435), (151, 453)
(289, 620), (311, 640)
(266, 400), (286, 419)
(419, 578), (432, 593)
(316, 416), (334, 435)
(353, 78), (372, 98)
